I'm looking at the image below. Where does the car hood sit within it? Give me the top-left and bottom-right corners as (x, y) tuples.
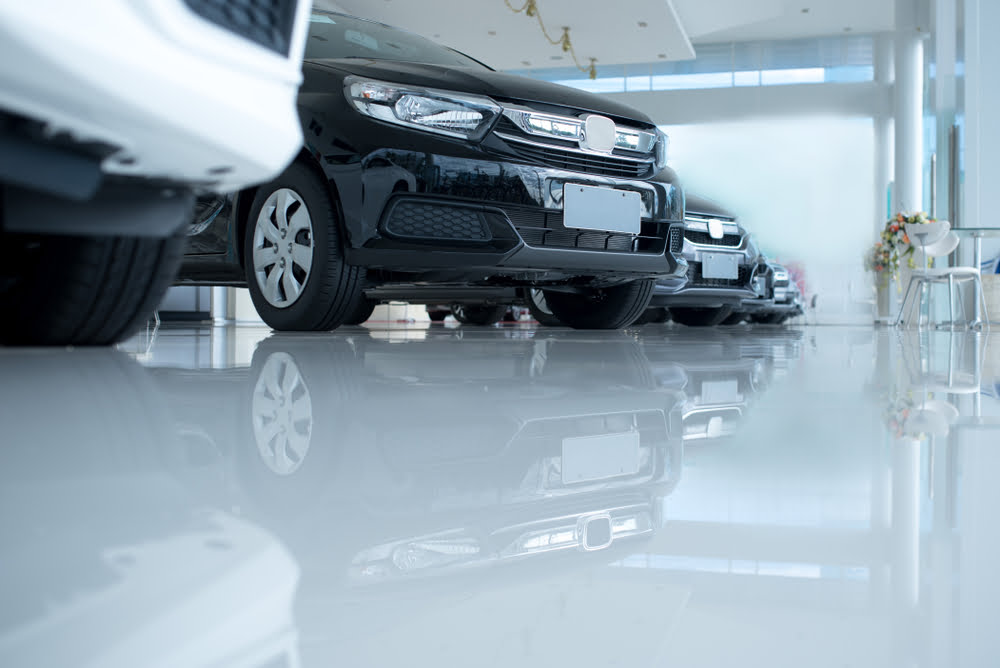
(308, 59), (657, 128)
(685, 193), (736, 220)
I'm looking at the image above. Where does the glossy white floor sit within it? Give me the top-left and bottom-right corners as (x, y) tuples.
(3, 320), (1000, 667)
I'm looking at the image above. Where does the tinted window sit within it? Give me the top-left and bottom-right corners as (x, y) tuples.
(305, 13), (489, 69)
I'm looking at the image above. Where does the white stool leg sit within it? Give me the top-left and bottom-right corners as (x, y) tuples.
(896, 278), (917, 327)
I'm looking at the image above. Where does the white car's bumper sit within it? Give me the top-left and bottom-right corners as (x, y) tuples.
(0, 0), (310, 193)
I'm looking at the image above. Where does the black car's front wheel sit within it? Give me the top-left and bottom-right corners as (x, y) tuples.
(670, 306), (734, 327)
(542, 280), (655, 330)
(244, 161), (364, 331)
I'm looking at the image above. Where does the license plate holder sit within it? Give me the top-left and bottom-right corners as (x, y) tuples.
(702, 252), (739, 279)
(563, 185), (641, 235)
(561, 431), (641, 484)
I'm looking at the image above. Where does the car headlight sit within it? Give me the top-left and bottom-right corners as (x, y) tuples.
(344, 77), (502, 141)
(654, 129), (670, 170)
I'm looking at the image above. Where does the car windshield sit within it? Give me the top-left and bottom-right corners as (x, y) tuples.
(305, 12), (490, 69)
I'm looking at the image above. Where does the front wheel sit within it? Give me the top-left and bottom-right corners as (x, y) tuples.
(244, 161), (364, 331)
(0, 232), (184, 345)
(670, 306), (734, 327)
(451, 303), (507, 326)
(542, 280), (655, 330)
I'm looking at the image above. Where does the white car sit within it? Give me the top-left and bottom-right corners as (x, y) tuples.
(0, 0), (311, 345)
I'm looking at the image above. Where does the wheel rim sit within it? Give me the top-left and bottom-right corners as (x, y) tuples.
(252, 352), (313, 475)
(252, 188), (314, 308)
(530, 289), (554, 315)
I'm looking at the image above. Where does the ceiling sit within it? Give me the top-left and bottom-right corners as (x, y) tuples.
(317, 0), (896, 71)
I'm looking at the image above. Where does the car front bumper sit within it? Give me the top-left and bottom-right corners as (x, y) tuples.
(334, 149), (686, 280)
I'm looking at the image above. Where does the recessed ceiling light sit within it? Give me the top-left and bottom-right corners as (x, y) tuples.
(638, 21), (648, 28)
(844, 26), (852, 32)
(550, 55), (563, 60)
(521, 60), (531, 66)
(488, 30), (497, 36)
(658, 53), (667, 59)
(801, 7), (810, 13)
(434, 33), (441, 38)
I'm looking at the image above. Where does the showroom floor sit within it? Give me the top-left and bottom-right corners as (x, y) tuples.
(3, 321), (1000, 666)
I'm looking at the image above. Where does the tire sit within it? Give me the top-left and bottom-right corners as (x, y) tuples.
(342, 296), (377, 325)
(670, 306), (734, 327)
(427, 309), (448, 322)
(633, 307), (671, 325)
(720, 311), (747, 326)
(243, 161), (364, 331)
(525, 288), (564, 326)
(750, 312), (787, 325)
(542, 279), (655, 330)
(451, 303), (506, 326)
(0, 232), (184, 346)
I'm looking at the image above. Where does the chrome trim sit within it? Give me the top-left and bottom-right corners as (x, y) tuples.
(685, 212), (736, 224)
(494, 131), (657, 167)
(501, 107), (658, 156)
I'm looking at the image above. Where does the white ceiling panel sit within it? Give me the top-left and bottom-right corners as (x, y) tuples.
(328, 0), (695, 70)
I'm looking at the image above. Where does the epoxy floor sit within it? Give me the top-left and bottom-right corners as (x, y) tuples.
(3, 321), (1000, 667)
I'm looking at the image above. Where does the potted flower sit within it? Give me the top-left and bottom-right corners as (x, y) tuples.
(865, 211), (935, 321)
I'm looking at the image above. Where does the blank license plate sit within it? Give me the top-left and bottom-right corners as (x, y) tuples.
(562, 432), (640, 484)
(563, 185), (641, 235)
(702, 252), (739, 279)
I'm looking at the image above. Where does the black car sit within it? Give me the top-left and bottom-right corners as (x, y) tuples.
(177, 11), (685, 330)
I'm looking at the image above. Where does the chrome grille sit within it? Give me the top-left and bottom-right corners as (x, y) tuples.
(684, 230), (743, 247)
(493, 117), (656, 179)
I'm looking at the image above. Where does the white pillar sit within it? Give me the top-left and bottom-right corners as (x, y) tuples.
(875, 34), (895, 227)
(965, 0), (1000, 230)
(893, 0), (926, 214)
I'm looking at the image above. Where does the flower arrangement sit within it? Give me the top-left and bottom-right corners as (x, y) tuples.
(864, 211), (935, 282)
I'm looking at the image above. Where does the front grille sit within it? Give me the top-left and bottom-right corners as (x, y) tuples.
(184, 0), (296, 55)
(506, 208), (665, 254)
(687, 262), (752, 288)
(684, 230), (743, 247)
(384, 201), (491, 241)
(505, 142), (653, 178)
(669, 227), (683, 254)
(494, 117), (655, 179)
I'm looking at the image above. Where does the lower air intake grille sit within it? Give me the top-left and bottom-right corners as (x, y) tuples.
(385, 202), (491, 241)
(184, 0), (296, 55)
(506, 209), (665, 254)
(687, 262), (752, 288)
(669, 227), (683, 254)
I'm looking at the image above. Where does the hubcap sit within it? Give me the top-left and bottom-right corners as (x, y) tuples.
(252, 353), (313, 475)
(530, 289), (554, 315)
(252, 188), (313, 308)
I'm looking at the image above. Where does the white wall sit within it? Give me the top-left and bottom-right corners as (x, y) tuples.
(662, 117), (876, 324)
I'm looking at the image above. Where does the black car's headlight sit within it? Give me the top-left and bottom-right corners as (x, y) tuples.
(344, 77), (503, 141)
(654, 129), (670, 171)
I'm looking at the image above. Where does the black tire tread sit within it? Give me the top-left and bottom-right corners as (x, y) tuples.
(0, 233), (184, 346)
(543, 280), (655, 330)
